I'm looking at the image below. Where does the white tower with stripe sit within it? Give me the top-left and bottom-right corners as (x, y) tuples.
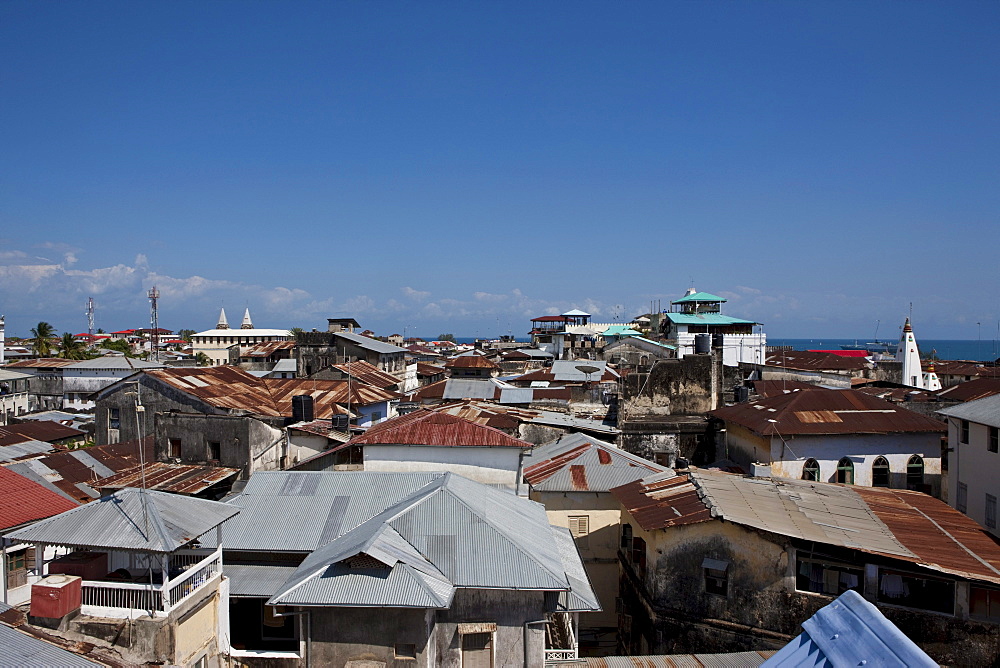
(896, 318), (925, 389)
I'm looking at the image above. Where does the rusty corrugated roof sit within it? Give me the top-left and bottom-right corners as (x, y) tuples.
(611, 473), (713, 531)
(94, 462), (239, 495)
(765, 350), (872, 372)
(710, 388), (946, 436)
(3, 358), (77, 369)
(341, 409), (532, 449)
(329, 360), (400, 389)
(936, 378), (1000, 402)
(445, 355), (500, 370)
(0, 421), (84, 447)
(240, 340), (296, 357)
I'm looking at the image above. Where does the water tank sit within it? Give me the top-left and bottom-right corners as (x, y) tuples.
(330, 414), (350, 429)
(694, 334), (711, 355)
(712, 333), (724, 350)
(30, 574), (82, 619)
(292, 395), (314, 423)
(734, 386), (751, 403)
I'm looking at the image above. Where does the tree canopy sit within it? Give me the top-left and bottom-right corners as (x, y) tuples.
(30, 322), (56, 357)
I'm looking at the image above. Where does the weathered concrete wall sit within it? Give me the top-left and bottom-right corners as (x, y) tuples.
(309, 606), (432, 667)
(435, 588), (548, 668)
(364, 444), (523, 488)
(94, 373), (215, 445)
(619, 417), (713, 466)
(621, 354), (719, 417)
(154, 412), (283, 478)
(618, 512), (1000, 664)
(518, 423), (568, 447)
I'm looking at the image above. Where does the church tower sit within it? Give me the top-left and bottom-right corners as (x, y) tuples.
(895, 317), (925, 389)
(241, 308), (254, 329)
(217, 308), (229, 330)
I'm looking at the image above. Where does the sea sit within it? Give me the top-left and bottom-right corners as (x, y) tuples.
(768, 339), (998, 363)
(438, 336), (998, 363)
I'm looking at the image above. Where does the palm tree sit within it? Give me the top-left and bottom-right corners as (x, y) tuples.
(57, 332), (90, 360)
(30, 321), (56, 357)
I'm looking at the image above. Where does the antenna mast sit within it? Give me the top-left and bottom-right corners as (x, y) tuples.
(86, 297), (95, 338)
(148, 286), (160, 362)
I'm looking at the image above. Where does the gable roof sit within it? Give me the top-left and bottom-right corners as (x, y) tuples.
(342, 409), (532, 449)
(266, 472), (581, 607)
(710, 388), (946, 436)
(445, 355), (500, 370)
(523, 433), (668, 492)
(765, 350), (872, 372)
(6, 488), (239, 553)
(0, 421), (85, 447)
(613, 469), (1000, 586)
(671, 291), (726, 304)
(64, 357), (165, 370)
(0, 467), (79, 531)
(939, 393), (1000, 427)
(329, 359), (400, 389)
(936, 378), (1000, 403)
(334, 331), (407, 354)
(664, 312), (757, 326)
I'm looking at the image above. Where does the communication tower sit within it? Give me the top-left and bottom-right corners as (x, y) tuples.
(86, 297), (95, 338)
(148, 286), (160, 362)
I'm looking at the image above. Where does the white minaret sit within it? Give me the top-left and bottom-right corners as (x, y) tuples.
(241, 308), (253, 330)
(0, 315), (5, 365)
(217, 308), (229, 330)
(895, 317), (925, 388)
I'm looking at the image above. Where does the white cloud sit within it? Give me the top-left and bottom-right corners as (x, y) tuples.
(402, 286), (431, 301)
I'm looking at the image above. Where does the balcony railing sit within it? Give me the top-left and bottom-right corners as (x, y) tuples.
(80, 549), (221, 618)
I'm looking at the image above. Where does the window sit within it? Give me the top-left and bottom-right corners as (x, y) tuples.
(958, 482), (968, 514)
(961, 419), (970, 444)
(169, 439), (182, 458)
(872, 457), (890, 488)
(796, 557), (863, 596)
(991, 427), (999, 453)
(568, 515), (590, 550)
(621, 523), (632, 551)
(703, 558), (729, 596)
(631, 537), (647, 578)
(461, 632), (493, 668)
(906, 455), (924, 491)
(370, 411), (382, 424)
(877, 569), (955, 615)
(208, 441), (221, 461)
(394, 643), (417, 660)
(836, 458), (854, 485)
(802, 459), (820, 481)
(988, 494), (997, 529)
(5, 548), (34, 590)
(971, 586), (1000, 622)
(109, 407), (121, 429)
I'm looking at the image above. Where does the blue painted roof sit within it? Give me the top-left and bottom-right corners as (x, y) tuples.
(671, 291), (727, 304)
(600, 325), (643, 337)
(664, 312), (758, 326)
(762, 590), (936, 668)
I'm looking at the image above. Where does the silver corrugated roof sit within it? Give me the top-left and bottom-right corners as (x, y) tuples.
(65, 357), (165, 370)
(272, 358), (297, 372)
(334, 331), (407, 354)
(0, 439), (53, 463)
(442, 378), (501, 400)
(226, 564), (300, 597)
(499, 387), (535, 404)
(523, 433), (668, 492)
(0, 620), (106, 667)
(938, 393), (1000, 428)
(550, 525), (601, 612)
(6, 488), (239, 553)
(550, 360), (617, 382)
(221, 471), (585, 609)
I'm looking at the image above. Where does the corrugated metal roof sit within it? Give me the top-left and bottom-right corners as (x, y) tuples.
(935, 378), (1000, 402)
(710, 388), (947, 435)
(240, 340), (296, 357)
(0, 421), (85, 447)
(441, 378), (503, 400)
(0, 368), (32, 381)
(567, 652), (773, 667)
(430, 400), (619, 436)
(0, 466), (78, 531)
(523, 433), (667, 492)
(446, 355), (500, 369)
(334, 331), (407, 354)
(226, 564), (300, 597)
(271, 358), (297, 373)
(611, 473), (713, 531)
(938, 393), (1000, 427)
(0, 439), (56, 463)
(762, 590), (935, 668)
(7, 488), (239, 553)
(664, 313), (757, 326)
(64, 357), (164, 370)
(329, 359), (399, 389)
(765, 350), (871, 372)
(94, 462), (239, 495)
(516, 361), (619, 384)
(0, 619), (107, 667)
(341, 409), (532, 449)
(672, 291), (727, 304)
(550, 525), (601, 612)
(266, 472), (574, 607)
(4, 358), (78, 368)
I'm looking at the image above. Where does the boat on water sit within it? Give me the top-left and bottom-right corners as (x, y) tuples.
(840, 320), (895, 355)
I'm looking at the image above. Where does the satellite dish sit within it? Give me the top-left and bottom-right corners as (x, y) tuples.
(575, 365), (600, 376)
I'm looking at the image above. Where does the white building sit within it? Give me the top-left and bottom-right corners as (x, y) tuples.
(940, 395), (1000, 537)
(660, 289), (766, 367)
(191, 308), (291, 366)
(895, 317), (941, 390)
(62, 356), (165, 410)
(0, 369), (31, 425)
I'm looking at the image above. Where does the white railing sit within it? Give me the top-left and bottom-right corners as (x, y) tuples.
(82, 580), (165, 615)
(170, 548), (216, 569)
(79, 549), (221, 618)
(167, 550), (221, 608)
(544, 649), (578, 661)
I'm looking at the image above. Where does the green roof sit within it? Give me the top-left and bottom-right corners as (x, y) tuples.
(671, 291), (727, 304)
(601, 325), (643, 337)
(664, 313), (757, 326)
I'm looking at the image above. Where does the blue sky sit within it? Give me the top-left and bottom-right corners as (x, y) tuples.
(2, 1), (997, 339)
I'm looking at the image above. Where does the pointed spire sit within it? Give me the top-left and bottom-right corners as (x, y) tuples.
(895, 316), (924, 389)
(241, 308), (254, 329)
(217, 308), (229, 330)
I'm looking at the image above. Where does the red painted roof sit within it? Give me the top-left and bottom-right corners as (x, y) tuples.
(341, 409), (532, 449)
(808, 349), (870, 358)
(0, 466), (78, 530)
